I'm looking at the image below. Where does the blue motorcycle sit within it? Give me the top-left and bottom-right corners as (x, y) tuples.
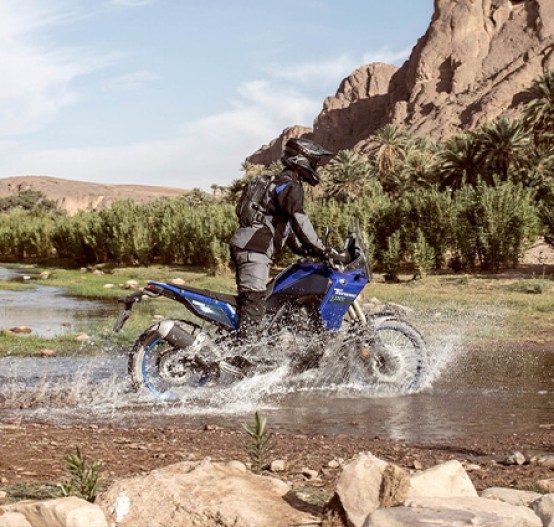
(114, 221), (427, 400)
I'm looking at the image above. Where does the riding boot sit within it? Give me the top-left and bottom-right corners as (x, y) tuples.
(236, 290), (267, 344)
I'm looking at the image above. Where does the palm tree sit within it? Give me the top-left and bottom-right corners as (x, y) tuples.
(364, 124), (409, 194)
(401, 147), (439, 192)
(475, 118), (529, 183)
(321, 149), (371, 202)
(437, 133), (482, 190)
(523, 69), (554, 148)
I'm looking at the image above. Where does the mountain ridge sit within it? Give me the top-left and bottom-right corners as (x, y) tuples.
(248, 0), (554, 165)
(0, 175), (188, 215)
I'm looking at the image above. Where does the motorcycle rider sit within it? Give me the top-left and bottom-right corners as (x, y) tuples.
(230, 137), (334, 342)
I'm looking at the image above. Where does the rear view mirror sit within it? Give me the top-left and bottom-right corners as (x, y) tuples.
(324, 226), (331, 246)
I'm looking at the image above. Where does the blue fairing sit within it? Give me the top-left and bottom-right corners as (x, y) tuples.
(150, 261), (367, 332)
(148, 281), (239, 329)
(272, 262), (368, 330)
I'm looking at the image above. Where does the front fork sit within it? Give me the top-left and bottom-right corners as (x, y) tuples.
(347, 299), (367, 325)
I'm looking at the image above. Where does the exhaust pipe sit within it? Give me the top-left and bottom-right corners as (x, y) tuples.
(157, 320), (195, 349)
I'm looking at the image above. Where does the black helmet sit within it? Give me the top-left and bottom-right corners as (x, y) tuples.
(281, 138), (333, 186)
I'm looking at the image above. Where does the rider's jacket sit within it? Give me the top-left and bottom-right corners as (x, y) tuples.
(230, 169), (325, 259)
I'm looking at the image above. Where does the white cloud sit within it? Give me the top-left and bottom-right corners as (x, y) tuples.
(268, 54), (359, 86)
(0, 2), (114, 137)
(102, 71), (160, 92)
(0, 80), (321, 189)
(268, 47), (412, 88)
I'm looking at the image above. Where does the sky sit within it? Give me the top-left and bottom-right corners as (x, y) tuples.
(0, 1), (434, 190)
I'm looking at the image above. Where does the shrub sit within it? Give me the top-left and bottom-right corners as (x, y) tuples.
(242, 412), (272, 475)
(410, 229), (435, 279)
(59, 448), (102, 503)
(454, 180), (539, 272)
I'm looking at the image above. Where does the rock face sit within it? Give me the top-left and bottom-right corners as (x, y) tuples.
(248, 0), (554, 165)
(97, 459), (318, 527)
(0, 176), (188, 215)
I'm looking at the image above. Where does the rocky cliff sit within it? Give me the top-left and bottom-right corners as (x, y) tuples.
(0, 176), (188, 215)
(248, 0), (554, 164)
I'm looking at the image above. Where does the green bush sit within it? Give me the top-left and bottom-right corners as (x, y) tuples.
(454, 180), (539, 272)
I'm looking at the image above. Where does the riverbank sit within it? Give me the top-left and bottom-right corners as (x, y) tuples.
(1, 262), (553, 357)
(0, 421), (552, 505)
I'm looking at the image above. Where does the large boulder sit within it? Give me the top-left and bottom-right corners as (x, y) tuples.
(406, 460), (478, 499)
(97, 459), (318, 527)
(1, 497), (107, 527)
(530, 494), (554, 527)
(364, 496), (543, 527)
(0, 512), (32, 527)
(325, 453), (410, 527)
(481, 487), (543, 507)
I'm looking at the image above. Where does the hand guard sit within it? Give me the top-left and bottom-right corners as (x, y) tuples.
(324, 247), (351, 264)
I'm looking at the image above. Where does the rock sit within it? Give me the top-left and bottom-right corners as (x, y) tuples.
(270, 459), (287, 472)
(152, 315), (164, 321)
(504, 451), (526, 465)
(0, 512), (32, 527)
(97, 460), (317, 527)
(3, 497), (107, 527)
(226, 461), (247, 473)
(75, 333), (90, 342)
(92, 269), (104, 275)
(331, 453), (410, 527)
(407, 460), (478, 499)
(123, 280), (139, 289)
(412, 460), (423, 470)
(102, 283), (114, 289)
(0, 491), (6, 503)
(531, 454), (554, 467)
(383, 302), (414, 315)
(530, 494), (554, 527)
(203, 424), (224, 431)
(21, 275), (31, 281)
(8, 327), (32, 335)
(536, 479), (554, 493)
(328, 459), (341, 469)
(481, 487), (543, 507)
(35, 349), (55, 358)
(168, 278), (186, 286)
(463, 463), (481, 472)
(39, 271), (51, 280)
(302, 468), (319, 480)
(80, 267), (88, 273)
(364, 496), (543, 527)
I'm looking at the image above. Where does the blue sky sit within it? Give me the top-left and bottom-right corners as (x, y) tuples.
(0, 1), (433, 190)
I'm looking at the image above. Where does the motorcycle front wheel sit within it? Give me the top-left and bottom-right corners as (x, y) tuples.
(342, 317), (427, 392)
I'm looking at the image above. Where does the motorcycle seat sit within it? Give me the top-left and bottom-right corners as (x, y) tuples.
(175, 285), (238, 308)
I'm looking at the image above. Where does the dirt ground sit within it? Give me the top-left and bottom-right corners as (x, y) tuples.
(0, 421), (552, 503)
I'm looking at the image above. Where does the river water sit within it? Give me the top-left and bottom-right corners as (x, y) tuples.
(0, 343), (552, 441)
(0, 266), (109, 337)
(1, 265), (552, 441)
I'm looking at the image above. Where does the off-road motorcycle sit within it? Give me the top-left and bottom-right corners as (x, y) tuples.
(114, 221), (427, 400)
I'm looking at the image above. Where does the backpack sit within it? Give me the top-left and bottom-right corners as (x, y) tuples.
(235, 174), (276, 227)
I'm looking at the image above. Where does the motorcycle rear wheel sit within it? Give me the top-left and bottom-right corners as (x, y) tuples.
(129, 326), (216, 401)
